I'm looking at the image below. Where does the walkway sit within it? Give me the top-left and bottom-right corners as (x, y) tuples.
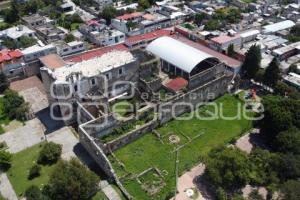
(173, 164), (206, 200)
(0, 118), (45, 153)
(99, 181), (122, 200)
(0, 172), (18, 200)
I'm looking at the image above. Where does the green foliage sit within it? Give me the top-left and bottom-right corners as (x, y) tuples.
(241, 44), (261, 78)
(0, 150), (12, 170)
(260, 95), (300, 139)
(216, 187), (227, 200)
(64, 34), (76, 43)
(138, 0), (150, 10)
(205, 148), (252, 191)
(287, 24), (300, 42)
(275, 127), (300, 154)
(254, 68), (265, 83)
(3, 36), (37, 49)
(45, 158), (99, 200)
(280, 180), (300, 200)
(227, 43), (235, 57)
(249, 148), (280, 185)
(194, 13), (205, 25)
(100, 6), (117, 24)
(0, 72), (9, 93)
(263, 58), (280, 87)
(249, 190), (264, 200)
(58, 14), (83, 30)
(204, 19), (221, 31)
(25, 185), (45, 200)
(276, 154), (300, 181)
(37, 142), (62, 165)
(2, 89), (29, 121)
(28, 164), (41, 180)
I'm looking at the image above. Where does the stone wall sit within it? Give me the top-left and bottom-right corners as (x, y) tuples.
(104, 120), (158, 153)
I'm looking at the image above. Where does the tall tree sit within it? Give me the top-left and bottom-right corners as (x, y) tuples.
(45, 158), (99, 200)
(99, 6), (117, 25)
(0, 72), (9, 93)
(227, 43), (235, 57)
(263, 58), (280, 87)
(241, 44), (261, 79)
(280, 180), (300, 200)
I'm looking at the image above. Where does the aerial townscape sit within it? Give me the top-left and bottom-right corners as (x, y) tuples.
(0, 0), (300, 199)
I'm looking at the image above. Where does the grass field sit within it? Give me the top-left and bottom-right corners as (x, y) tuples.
(109, 94), (252, 199)
(7, 143), (57, 197)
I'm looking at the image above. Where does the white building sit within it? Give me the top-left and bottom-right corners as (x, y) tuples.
(0, 25), (36, 41)
(262, 20), (295, 34)
(55, 41), (86, 56)
(21, 44), (57, 63)
(283, 72), (300, 89)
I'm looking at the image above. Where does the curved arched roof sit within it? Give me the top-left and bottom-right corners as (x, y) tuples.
(146, 36), (218, 73)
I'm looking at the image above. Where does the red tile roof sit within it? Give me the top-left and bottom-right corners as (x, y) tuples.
(210, 35), (240, 44)
(64, 44), (129, 63)
(164, 77), (188, 92)
(0, 49), (23, 63)
(170, 35), (241, 68)
(116, 12), (143, 20)
(126, 29), (171, 46)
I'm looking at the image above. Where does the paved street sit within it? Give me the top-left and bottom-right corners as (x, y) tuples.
(0, 118), (45, 153)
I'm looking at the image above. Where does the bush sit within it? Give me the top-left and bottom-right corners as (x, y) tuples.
(28, 164), (41, 180)
(3, 89), (29, 120)
(0, 150), (12, 171)
(25, 185), (44, 200)
(38, 142), (62, 165)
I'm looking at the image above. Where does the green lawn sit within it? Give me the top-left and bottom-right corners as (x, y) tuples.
(109, 94), (253, 199)
(7, 143), (57, 197)
(93, 191), (109, 200)
(0, 97), (10, 134)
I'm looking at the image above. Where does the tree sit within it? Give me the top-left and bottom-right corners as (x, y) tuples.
(28, 164), (41, 180)
(275, 127), (300, 154)
(249, 148), (280, 185)
(280, 180), (300, 200)
(263, 58), (280, 87)
(194, 13), (205, 25)
(0, 72), (9, 93)
(138, 0), (150, 10)
(241, 44), (261, 79)
(64, 34), (75, 43)
(205, 148), (252, 191)
(0, 150), (12, 171)
(3, 89), (29, 120)
(100, 6), (117, 24)
(204, 19), (220, 31)
(254, 68), (265, 83)
(44, 158), (99, 200)
(227, 43), (235, 57)
(249, 190), (264, 200)
(25, 185), (45, 200)
(276, 154), (300, 181)
(38, 142), (62, 165)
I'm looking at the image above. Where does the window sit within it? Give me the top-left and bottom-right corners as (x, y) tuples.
(91, 78), (96, 85)
(79, 44), (83, 48)
(63, 48), (68, 52)
(72, 46), (77, 50)
(105, 73), (111, 80)
(118, 68), (123, 75)
(74, 85), (78, 92)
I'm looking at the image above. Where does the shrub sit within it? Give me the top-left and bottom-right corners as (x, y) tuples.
(28, 164), (41, 180)
(0, 150), (12, 171)
(25, 185), (44, 200)
(38, 142), (62, 165)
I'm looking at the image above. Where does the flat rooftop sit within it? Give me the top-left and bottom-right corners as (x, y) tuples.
(52, 50), (135, 81)
(64, 44), (128, 63)
(272, 41), (300, 55)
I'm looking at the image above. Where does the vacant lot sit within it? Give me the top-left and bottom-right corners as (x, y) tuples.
(109, 94), (252, 199)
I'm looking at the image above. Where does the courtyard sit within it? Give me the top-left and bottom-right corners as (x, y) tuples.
(108, 94), (253, 199)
